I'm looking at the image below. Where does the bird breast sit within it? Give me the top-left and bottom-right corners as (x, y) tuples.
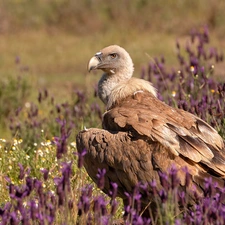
(107, 77), (157, 109)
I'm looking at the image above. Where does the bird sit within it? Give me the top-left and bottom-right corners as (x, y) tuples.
(76, 45), (225, 218)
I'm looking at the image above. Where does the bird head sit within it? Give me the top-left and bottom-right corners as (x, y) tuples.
(88, 45), (134, 78)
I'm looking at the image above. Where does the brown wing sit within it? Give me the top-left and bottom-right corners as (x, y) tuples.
(103, 91), (225, 177)
(76, 128), (208, 201)
(76, 127), (224, 207)
(76, 128), (161, 200)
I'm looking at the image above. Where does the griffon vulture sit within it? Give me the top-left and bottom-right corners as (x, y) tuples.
(76, 45), (225, 217)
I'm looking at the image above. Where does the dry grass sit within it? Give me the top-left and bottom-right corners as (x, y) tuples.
(1, 30), (224, 101)
(1, 0), (225, 101)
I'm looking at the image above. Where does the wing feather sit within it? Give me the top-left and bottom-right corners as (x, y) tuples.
(76, 128), (159, 198)
(103, 91), (225, 176)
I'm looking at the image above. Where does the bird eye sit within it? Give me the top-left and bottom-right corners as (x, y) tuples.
(110, 53), (117, 59)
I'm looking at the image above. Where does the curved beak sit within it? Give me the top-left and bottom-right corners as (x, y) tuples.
(87, 56), (100, 72)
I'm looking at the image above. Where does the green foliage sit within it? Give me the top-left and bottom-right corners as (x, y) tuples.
(0, 75), (30, 130)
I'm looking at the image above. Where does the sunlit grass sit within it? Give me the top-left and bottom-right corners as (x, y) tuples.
(0, 134), (124, 224)
(1, 29), (225, 104)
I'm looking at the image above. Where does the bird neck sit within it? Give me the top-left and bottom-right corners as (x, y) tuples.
(107, 77), (157, 109)
(98, 70), (157, 109)
(98, 70), (132, 105)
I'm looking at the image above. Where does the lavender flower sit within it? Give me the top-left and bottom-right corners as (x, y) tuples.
(77, 148), (87, 168)
(97, 168), (106, 190)
(54, 118), (71, 159)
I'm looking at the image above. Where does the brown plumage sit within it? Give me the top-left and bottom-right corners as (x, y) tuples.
(76, 45), (225, 216)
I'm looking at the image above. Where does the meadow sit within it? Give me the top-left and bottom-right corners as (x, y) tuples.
(1, 1), (225, 224)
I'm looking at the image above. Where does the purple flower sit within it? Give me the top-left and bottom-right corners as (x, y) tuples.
(159, 172), (170, 191)
(54, 118), (72, 159)
(15, 56), (20, 64)
(169, 166), (180, 189)
(76, 148), (87, 168)
(96, 168), (106, 190)
(41, 169), (49, 181)
(109, 182), (118, 199)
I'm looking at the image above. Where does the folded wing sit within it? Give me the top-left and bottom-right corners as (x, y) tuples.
(103, 91), (225, 177)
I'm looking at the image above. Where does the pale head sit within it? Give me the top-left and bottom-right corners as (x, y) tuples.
(88, 45), (134, 78)
(87, 45), (156, 106)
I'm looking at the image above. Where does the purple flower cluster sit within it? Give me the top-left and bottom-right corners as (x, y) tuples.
(0, 162), (73, 225)
(9, 88), (103, 150)
(2, 163), (225, 224)
(54, 118), (71, 159)
(76, 165), (225, 224)
(141, 26), (225, 137)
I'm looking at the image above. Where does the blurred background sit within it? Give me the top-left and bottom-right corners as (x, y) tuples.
(1, 0), (225, 99)
(0, 0), (225, 104)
